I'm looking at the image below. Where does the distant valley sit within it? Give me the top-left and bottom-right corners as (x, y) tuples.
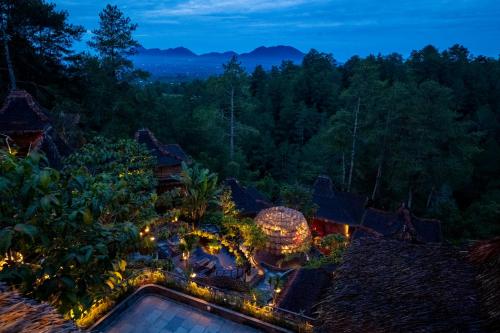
(132, 45), (305, 81)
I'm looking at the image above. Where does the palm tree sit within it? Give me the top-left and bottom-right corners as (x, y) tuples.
(178, 162), (220, 224)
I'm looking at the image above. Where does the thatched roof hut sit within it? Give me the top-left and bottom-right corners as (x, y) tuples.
(277, 266), (334, 317)
(353, 206), (442, 243)
(255, 206), (312, 255)
(135, 128), (189, 167)
(223, 178), (271, 217)
(312, 175), (367, 226)
(0, 284), (79, 332)
(0, 90), (70, 168)
(469, 237), (500, 330)
(316, 237), (482, 332)
(134, 128), (190, 192)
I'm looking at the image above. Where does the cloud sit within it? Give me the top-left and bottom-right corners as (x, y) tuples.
(142, 0), (315, 17)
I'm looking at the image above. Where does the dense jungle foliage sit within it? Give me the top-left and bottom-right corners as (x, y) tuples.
(1, 1), (499, 242)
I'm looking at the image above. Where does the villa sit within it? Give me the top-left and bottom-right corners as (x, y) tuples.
(310, 175), (367, 237)
(316, 237), (500, 332)
(353, 206), (443, 243)
(0, 90), (70, 168)
(135, 128), (190, 192)
(224, 178), (272, 217)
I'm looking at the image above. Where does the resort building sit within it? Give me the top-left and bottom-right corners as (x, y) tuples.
(316, 237), (499, 332)
(353, 206), (442, 243)
(277, 266), (334, 318)
(311, 175), (367, 237)
(135, 129), (190, 192)
(223, 178), (271, 217)
(0, 90), (70, 168)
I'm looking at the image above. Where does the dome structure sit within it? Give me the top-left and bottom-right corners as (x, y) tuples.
(255, 206), (312, 255)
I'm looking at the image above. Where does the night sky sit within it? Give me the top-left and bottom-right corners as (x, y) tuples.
(54, 0), (500, 60)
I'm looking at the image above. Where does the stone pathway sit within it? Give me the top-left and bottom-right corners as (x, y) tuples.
(103, 294), (261, 333)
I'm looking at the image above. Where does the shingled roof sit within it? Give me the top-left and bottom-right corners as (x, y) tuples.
(224, 178), (271, 216)
(353, 207), (442, 243)
(316, 238), (482, 333)
(135, 129), (189, 167)
(0, 90), (51, 132)
(312, 175), (366, 226)
(0, 284), (79, 332)
(277, 266), (333, 317)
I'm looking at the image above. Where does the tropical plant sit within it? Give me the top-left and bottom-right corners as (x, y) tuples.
(63, 137), (157, 228)
(0, 151), (140, 318)
(280, 183), (318, 219)
(320, 233), (347, 255)
(178, 162), (219, 223)
(240, 220), (267, 257)
(178, 234), (199, 261)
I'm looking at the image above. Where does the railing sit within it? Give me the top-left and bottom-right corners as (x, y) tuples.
(130, 268), (316, 331)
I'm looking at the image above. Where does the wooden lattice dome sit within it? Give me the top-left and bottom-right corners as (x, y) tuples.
(255, 206), (312, 255)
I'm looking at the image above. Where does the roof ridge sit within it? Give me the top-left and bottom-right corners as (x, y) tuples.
(135, 128), (184, 162)
(0, 90), (49, 123)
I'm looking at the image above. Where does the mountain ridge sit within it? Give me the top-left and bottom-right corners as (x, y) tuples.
(132, 45), (306, 80)
(135, 45), (304, 58)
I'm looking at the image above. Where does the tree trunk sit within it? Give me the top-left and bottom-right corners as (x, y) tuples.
(371, 107), (393, 201)
(341, 151), (346, 191)
(229, 86), (235, 162)
(371, 161), (383, 200)
(408, 186), (413, 209)
(426, 186), (435, 209)
(1, 12), (16, 90)
(347, 97), (360, 192)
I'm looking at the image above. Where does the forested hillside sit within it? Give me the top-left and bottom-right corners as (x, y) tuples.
(1, 1), (499, 241)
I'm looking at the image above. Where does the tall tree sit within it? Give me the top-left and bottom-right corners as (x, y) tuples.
(88, 4), (139, 77)
(221, 56), (246, 164)
(0, 1), (15, 89)
(0, 0), (83, 94)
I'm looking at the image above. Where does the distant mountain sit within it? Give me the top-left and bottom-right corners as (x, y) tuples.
(241, 45), (304, 59)
(199, 51), (238, 58)
(135, 46), (196, 57)
(132, 45), (305, 81)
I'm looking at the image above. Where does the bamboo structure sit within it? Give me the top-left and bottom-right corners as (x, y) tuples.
(255, 206), (312, 255)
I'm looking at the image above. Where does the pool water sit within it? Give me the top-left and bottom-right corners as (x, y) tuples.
(100, 294), (260, 333)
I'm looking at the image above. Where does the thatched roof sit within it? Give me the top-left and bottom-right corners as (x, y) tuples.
(255, 206), (312, 255)
(0, 284), (79, 333)
(0, 90), (51, 133)
(135, 128), (189, 167)
(312, 176), (366, 226)
(316, 238), (482, 333)
(224, 178), (271, 216)
(278, 266), (333, 317)
(469, 237), (500, 330)
(353, 207), (442, 243)
(0, 90), (71, 168)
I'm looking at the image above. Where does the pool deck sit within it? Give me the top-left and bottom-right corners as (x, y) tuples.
(101, 294), (261, 333)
